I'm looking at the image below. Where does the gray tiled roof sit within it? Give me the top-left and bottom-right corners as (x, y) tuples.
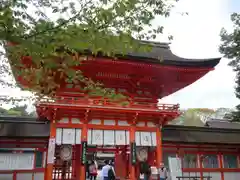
(206, 119), (240, 129)
(162, 125), (240, 144)
(0, 117), (49, 137)
(122, 41), (221, 68)
(1, 117), (240, 145)
(82, 40), (221, 68)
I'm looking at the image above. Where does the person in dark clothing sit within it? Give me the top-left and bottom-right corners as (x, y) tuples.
(140, 161), (151, 180)
(86, 160), (91, 179)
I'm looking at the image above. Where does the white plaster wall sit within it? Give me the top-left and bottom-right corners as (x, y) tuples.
(224, 172), (240, 180)
(16, 173), (32, 180)
(203, 172), (221, 180)
(0, 174), (13, 180)
(0, 153), (34, 170)
(34, 172), (44, 180)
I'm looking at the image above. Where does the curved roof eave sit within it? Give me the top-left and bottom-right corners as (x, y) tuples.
(120, 55), (221, 68)
(119, 41), (221, 68)
(59, 40), (222, 68)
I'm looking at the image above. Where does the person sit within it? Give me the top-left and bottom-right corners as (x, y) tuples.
(101, 160), (116, 180)
(140, 161), (151, 180)
(89, 160), (98, 180)
(86, 160), (91, 179)
(109, 159), (114, 167)
(108, 160), (116, 180)
(145, 164), (151, 180)
(159, 163), (168, 180)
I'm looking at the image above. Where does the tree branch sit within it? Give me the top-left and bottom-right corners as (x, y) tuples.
(22, 0), (91, 40)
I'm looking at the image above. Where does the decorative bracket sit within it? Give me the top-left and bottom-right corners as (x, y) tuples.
(132, 112), (139, 125)
(83, 109), (90, 123)
(52, 108), (57, 123)
(155, 117), (164, 129)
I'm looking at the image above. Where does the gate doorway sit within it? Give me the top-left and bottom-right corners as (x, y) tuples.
(51, 144), (131, 180)
(52, 145), (78, 180)
(87, 145), (130, 179)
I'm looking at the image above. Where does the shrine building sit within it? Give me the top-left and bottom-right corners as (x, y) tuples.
(1, 41), (235, 180)
(1, 117), (240, 180)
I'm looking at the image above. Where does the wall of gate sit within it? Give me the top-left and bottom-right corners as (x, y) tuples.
(0, 148), (46, 180)
(163, 145), (240, 180)
(56, 118), (158, 146)
(56, 128), (157, 146)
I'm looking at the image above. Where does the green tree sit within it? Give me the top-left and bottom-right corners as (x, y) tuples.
(170, 108), (215, 126)
(0, 0), (177, 103)
(0, 105), (35, 117)
(9, 105), (28, 116)
(220, 13), (240, 121)
(0, 107), (8, 115)
(170, 109), (204, 126)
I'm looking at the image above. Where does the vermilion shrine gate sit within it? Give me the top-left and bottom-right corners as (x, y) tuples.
(6, 41), (221, 180)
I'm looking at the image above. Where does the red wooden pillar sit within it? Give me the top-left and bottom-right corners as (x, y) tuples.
(197, 153), (203, 180)
(237, 154), (240, 167)
(156, 126), (163, 168)
(44, 121), (56, 180)
(115, 147), (128, 178)
(75, 145), (81, 180)
(218, 153), (224, 180)
(126, 145), (129, 179)
(80, 124), (88, 180)
(129, 125), (136, 180)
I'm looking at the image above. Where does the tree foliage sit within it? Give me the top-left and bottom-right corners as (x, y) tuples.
(0, 0), (177, 102)
(220, 13), (240, 121)
(170, 108), (215, 126)
(0, 105), (36, 117)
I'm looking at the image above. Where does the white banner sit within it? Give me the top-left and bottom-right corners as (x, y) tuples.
(47, 138), (56, 164)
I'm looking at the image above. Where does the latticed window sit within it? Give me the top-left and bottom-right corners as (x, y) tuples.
(202, 154), (219, 168)
(182, 154), (198, 168)
(223, 155), (238, 168)
(35, 151), (44, 168)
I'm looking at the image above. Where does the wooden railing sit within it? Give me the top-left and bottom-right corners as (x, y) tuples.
(37, 96), (179, 112)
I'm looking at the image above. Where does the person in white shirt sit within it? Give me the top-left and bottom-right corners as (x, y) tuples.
(101, 160), (116, 180)
(159, 163), (168, 180)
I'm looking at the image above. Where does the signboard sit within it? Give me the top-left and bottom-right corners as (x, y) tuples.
(130, 142), (137, 165)
(81, 141), (87, 165)
(47, 138), (56, 164)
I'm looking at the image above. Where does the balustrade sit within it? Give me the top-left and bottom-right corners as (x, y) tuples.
(37, 96), (179, 112)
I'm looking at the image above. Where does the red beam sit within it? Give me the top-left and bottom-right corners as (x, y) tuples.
(0, 169), (44, 173)
(163, 143), (240, 149)
(182, 168), (240, 172)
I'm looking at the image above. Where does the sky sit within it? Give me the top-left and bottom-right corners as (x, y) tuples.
(0, 0), (239, 110)
(159, 0), (239, 109)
